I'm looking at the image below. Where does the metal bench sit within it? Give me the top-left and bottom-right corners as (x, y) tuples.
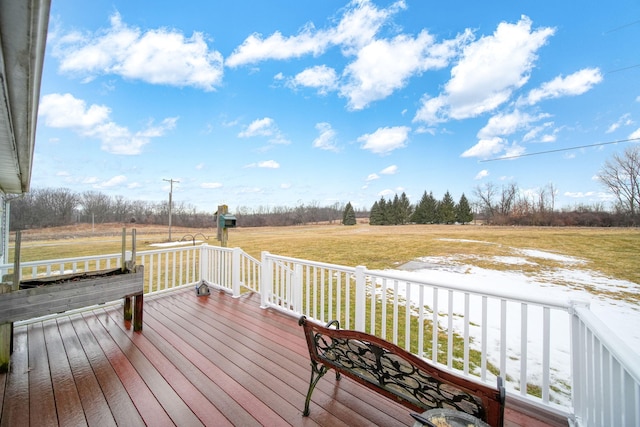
(299, 316), (505, 426)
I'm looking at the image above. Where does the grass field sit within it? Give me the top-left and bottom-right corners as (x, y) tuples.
(9, 222), (638, 402)
(10, 221), (640, 290)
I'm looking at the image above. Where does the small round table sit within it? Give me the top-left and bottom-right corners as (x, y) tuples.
(411, 408), (491, 427)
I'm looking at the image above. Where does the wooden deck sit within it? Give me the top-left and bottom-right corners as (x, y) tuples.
(0, 287), (564, 426)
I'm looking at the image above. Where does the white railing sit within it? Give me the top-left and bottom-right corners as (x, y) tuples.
(2, 245), (638, 426)
(138, 246), (201, 295)
(199, 246), (261, 294)
(571, 305), (640, 427)
(2, 252), (126, 281)
(260, 251), (640, 427)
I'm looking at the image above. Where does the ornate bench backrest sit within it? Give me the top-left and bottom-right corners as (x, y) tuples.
(299, 317), (504, 427)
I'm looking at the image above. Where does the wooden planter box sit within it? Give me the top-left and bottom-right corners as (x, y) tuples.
(0, 266), (144, 372)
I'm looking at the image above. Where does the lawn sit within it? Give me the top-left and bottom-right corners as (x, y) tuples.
(10, 222), (640, 286)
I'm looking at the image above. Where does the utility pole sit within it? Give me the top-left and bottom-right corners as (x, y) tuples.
(163, 178), (179, 241)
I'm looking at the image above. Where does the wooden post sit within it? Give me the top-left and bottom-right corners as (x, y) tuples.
(12, 230), (21, 289)
(123, 228), (138, 322)
(121, 227), (126, 272)
(218, 204), (228, 247)
(122, 227), (131, 320)
(0, 283), (11, 372)
(134, 296), (143, 332)
(124, 296), (132, 321)
(9, 231), (21, 355)
(131, 228), (137, 270)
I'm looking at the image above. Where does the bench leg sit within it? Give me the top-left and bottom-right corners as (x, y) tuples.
(303, 362), (329, 416)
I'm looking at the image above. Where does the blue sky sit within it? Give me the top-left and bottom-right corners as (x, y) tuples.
(32, 0), (640, 213)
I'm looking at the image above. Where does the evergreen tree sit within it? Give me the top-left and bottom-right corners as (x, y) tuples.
(456, 193), (474, 224)
(398, 192), (413, 224)
(391, 194), (401, 224)
(370, 197), (389, 225)
(411, 191), (429, 224)
(438, 191), (456, 224)
(379, 197), (390, 225)
(423, 191), (438, 223)
(342, 202), (357, 225)
(369, 201), (381, 225)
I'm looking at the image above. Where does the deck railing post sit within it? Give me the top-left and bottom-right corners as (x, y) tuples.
(569, 300), (588, 426)
(199, 244), (209, 285)
(292, 264), (303, 313)
(232, 248), (241, 297)
(354, 266), (366, 332)
(260, 251), (271, 308)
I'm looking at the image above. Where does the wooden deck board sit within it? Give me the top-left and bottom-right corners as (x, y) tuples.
(43, 319), (87, 427)
(1, 328), (28, 427)
(0, 286), (563, 426)
(28, 323), (58, 426)
(68, 313), (144, 427)
(56, 317), (116, 427)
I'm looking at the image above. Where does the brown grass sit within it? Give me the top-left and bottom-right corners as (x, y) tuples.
(10, 222), (640, 287)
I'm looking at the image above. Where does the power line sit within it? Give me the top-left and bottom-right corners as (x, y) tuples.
(606, 63), (640, 74)
(479, 137), (640, 163)
(604, 19), (640, 34)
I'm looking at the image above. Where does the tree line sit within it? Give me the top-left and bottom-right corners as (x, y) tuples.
(7, 188), (366, 230)
(7, 146), (640, 230)
(369, 191), (473, 225)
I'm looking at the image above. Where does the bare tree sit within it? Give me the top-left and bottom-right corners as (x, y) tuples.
(81, 191), (112, 223)
(473, 182), (497, 218)
(497, 182), (518, 216)
(598, 145), (640, 219)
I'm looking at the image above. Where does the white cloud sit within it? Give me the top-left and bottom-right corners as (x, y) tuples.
(477, 110), (546, 139)
(201, 182), (223, 189)
(238, 117), (275, 137)
(461, 137), (505, 158)
(38, 93), (177, 155)
(341, 30), (470, 110)
(258, 160), (280, 168)
(227, 0), (461, 109)
(378, 189), (396, 198)
(312, 122), (339, 151)
(239, 117), (289, 145)
(226, 0), (404, 67)
(630, 128), (640, 139)
(540, 133), (557, 143)
(39, 93), (110, 128)
(414, 16), (554, 124)
(245, 160), (280, 168)
(475, 170), (490, 180)
(380, 165), (398, 175)
(523, 122), (555, 141)
(606, 113), (633, 133)
(522, 68), (603, 106)
(291, 65), (338, 95)
(366, 173), (380, 181)
(564, 191), (595, 198)
(95, 175), (127, 188)
(358, 126), (410, 154)
(54, 12), (223, 91)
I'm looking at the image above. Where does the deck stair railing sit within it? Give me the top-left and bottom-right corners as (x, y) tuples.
(2, 244), (639, 427)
